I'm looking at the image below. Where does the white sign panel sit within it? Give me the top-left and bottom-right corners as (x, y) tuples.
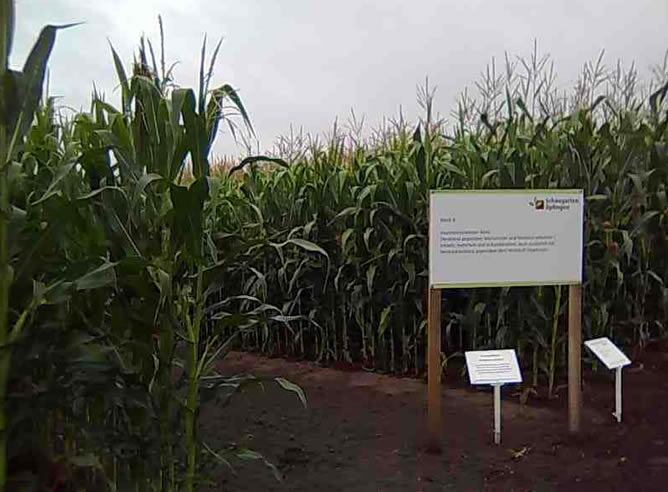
(465, 349), (523, 385)
(429, 190), (583, 288)
(584, 337), (631, 369)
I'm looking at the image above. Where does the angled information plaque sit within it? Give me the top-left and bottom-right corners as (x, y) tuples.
(584, 337), (631, 423)
(584, 337), (631, 370)
(464, 349), (523, 385)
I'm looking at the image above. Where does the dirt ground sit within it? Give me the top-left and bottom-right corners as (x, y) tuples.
(202, 341), (668, 491)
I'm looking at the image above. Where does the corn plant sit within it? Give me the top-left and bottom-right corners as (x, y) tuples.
(3, 6), (305, 490)
(0, 3), (81, 489)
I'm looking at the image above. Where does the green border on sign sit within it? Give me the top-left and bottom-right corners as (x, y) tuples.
(430, 189), (583, 195)
(432, 280), (581, 289)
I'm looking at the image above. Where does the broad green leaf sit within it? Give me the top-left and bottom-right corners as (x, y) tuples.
(275, 377), (307, 408)
(69, 454), (103, 469)
(378, 305), (392, 336)
(366, 264), (376, 295)
(132, 172), (163, 205)
(11, 23), (78, 149)
(332, 207), (359, 221)
(649, 81), (668, 114)
(170, 177), (210, 259)
(75, 262), (117, 291)
(630, 210), (659, 237)
(228, 155), (288, 175)
(341, 228), (354, 251)
(284, 238), (329, 259)
(180, 88), (208, 178)
(234, 448), (282, 482)
(32, 161), (76, 205)
(76, 186), (126, 202)
(109, 42), (130, 113)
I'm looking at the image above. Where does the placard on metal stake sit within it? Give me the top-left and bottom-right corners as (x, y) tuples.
(464, 349), (522, 444)
(584, 337), (631, 424)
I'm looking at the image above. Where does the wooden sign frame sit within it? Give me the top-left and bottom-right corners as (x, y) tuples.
(426, 190), (584, 452)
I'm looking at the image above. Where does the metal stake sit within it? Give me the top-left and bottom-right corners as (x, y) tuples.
(493, 384), (501, 445)
(614, 367), (622, 423)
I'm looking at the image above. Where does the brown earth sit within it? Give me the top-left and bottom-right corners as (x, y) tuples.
(202, 341), (668, 491)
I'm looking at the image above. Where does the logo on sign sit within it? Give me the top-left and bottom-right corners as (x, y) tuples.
(528, 198), (545, 210)
(529, 196), (578, 212)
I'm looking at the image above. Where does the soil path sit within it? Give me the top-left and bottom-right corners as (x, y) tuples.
(203, 345), (668, 491)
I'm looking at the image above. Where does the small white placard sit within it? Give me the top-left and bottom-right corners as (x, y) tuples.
(584, 337), (631, 369)
(465, 349), (523, 385)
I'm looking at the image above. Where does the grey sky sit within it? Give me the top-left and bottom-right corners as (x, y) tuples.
(13, 0), (668, 156)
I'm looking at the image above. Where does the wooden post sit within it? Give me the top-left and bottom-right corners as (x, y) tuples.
(568, 284), (582, 433)
(427, 287), (442, 452)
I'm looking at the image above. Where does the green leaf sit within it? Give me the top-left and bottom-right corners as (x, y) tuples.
(10, 23), (79, 148)
(69, 454), (103, 469)
(9, 204), (25, 222)
(234, 448), (282, 482)
(275, 377), (307, 408)
(630, 211), (659, 237)
(442, 161), (467, 177)
(480, 169), (499, 187)
(283, 238), (329, 259)
(198, 35), (207, 113)
(181, 88), (208, 177)
(341, 228), (355, 251)
(363, 228), (373, 250)
(415, 143), (426, 184)
(412, 124), (421, 143)
(647, 270), (664, 286)
(366, 264), (376, 295)
(76, 186), (126, 202)
(32, 161), (76, 205)
(132, 172), (163, 205)
(75, 262), (117, 291)
(228, 155), (288, 175)
(206, 84), (234, 146)
(270, 314), (304, 325)
(378, 305), (392, 336)
(109, 42), (130, 113)
(170, 177), (210, 259)
(649, 81), (668, 114)
(213, 83), (254, 136)
(403, 234), (424, 250)
(332, 206), (359, 222)
(42, 280), (73, 304)
(202, 442), (233, 472)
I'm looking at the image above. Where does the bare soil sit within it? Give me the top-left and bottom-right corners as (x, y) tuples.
(202, 341), (668, 491)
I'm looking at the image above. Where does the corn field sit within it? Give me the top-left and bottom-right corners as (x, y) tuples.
(1, 0), (668, 489)
(213, 57), (668, 393)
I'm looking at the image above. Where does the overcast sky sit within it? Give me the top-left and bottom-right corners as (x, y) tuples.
(12, 0), (668, 156)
